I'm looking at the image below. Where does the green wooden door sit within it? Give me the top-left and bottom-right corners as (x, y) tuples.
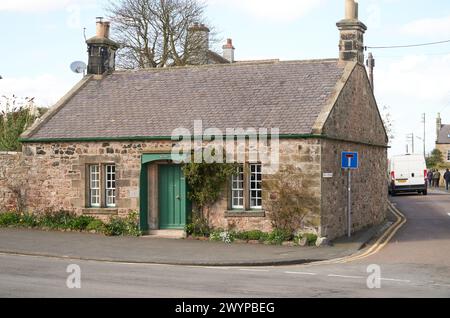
(158, 165), (187, 229)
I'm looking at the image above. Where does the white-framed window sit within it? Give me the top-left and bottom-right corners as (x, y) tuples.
(250, 163), (262, 209)
(105, 164), (116, 207)
(447, 150), (450, 162)
(89, 165), (100, 208)
(231, 165), (244, 209)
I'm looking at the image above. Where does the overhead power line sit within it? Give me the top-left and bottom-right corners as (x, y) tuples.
(365, 39), (450, 50)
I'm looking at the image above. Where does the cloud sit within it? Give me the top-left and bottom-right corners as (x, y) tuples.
(0, 74), (79, 107)
(375, 54), (450, 156)
(208, 0), (324, 22)
(377, 54), (450, 103)
(401, 15), (450, 38)
(0, 0), (95, 12)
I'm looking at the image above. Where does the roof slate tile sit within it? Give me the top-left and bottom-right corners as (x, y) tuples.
(29, 59), (345, 139)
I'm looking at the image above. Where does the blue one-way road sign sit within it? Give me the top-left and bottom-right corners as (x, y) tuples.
(341, 152), (359, 169)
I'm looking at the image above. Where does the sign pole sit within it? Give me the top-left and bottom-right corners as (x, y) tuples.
(347, 168), (352, 238)
(341, 151), (357, 238)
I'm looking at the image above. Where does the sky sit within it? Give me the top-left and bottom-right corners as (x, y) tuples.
(1, 0), (450, 157)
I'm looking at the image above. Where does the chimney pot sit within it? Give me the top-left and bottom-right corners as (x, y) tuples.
(345, 0), (358, 20)
(96, 21), (111, 39)
(437, 113), (443, 142)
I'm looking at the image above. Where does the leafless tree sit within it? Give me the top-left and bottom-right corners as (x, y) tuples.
(106, 0), (217, 69)
(380, 105), (395, 145)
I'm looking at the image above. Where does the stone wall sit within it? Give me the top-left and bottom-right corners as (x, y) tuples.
(0, 152), (25, 211)
(320, 140), (388, 239)
(208, 139), (322, 234)
(320, 63), (388, 239)
(9, 141), (175, 219)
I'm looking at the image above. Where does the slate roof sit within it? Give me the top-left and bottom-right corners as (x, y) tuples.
(437, 125), (450, 144)
(27, 59), (346, 140)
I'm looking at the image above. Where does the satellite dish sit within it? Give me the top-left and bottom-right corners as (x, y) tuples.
(70, 61), (87, 75)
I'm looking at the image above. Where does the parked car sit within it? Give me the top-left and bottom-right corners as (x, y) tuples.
(389, 154), (427, 195)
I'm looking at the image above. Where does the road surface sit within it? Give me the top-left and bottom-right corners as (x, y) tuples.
(0, 192), (449, 298)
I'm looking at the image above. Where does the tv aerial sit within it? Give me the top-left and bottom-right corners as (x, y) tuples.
(70, 61), (87, 76)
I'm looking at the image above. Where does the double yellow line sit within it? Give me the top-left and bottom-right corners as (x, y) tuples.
(309, 201), (407, 266)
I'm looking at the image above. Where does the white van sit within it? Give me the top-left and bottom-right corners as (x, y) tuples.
(389, 154), (427, 195)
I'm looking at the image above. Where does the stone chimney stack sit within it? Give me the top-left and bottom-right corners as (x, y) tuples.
(188, 23), (210, 65)
(437, 113), (443, 142)
(366, 52), (375, 91)
(222, 39), (235, 63)
(86, 17), (119, 75)
(337, 0), (367, 64)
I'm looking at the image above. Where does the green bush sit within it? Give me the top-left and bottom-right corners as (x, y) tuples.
(304, 233), (318, 246)
(294, 233), (318, 246)
(104, 212), (141, 237)
(39, 210), (75, 229)
(19, 213), (39, 228)
(234, 230), (268, 242)
(0, 210), (141, 237)
(86, 219), (105, 233)
(185, 215), (210, 237)
(210, 229), (234, 243)
(267, 229), (292, 245)
(0, 212), (21, 227)
(68, 215), (96, 231)
(209, 230), (222, 242)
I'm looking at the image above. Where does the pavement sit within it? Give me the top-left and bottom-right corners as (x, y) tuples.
(0, 219), (388, 266)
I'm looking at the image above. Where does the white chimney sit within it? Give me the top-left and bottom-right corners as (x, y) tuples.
(222, 39), (235, 63)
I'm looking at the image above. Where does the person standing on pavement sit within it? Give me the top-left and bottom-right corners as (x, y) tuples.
(444, 169), (450, 191)
(433, 169), (441, 188)
(427, 170), (434, 187)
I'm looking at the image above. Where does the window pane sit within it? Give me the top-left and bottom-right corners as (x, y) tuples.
(89, 165), (100, 207)
(250, 164), (262, 209)
(231, 165), (244, 209)
(105, 164), (116, 207)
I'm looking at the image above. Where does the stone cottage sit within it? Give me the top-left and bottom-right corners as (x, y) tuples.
(0, 0), (387, 240)
(435, 113), (450, 163)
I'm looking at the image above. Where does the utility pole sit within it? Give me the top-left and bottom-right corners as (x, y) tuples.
(422, 113), (426, 157)
(406, 133), (415, 154)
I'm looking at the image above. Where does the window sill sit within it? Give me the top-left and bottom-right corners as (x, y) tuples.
(225, 210), (266, 218)
(82, 208), (118, 216)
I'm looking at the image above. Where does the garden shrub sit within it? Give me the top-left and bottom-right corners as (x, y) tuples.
(103, 212), (141, 237)
(86, 219), (105, 233)
(19, 213), (39, 228)
(267, 229), (292, 245)
(0, 210), (140, 237)
(210, 229), (234, 243)
(234, 230), (267, 242)
(0, 212), (20, 227)
(39, 210), (75, 230)
(68, 215), (96, 231)
(184, 215), (210, 237)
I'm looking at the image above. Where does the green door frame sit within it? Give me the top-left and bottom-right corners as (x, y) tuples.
(139, 153), (189, 232)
